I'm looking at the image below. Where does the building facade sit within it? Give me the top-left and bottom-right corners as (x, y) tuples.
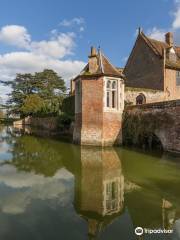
(124, 30), (180, 104)
(73, 47), (125, 146)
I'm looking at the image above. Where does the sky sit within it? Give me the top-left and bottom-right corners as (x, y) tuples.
(0, 0), (180, 101)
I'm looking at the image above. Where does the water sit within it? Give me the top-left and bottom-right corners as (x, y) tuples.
(0, 125), (180, 240)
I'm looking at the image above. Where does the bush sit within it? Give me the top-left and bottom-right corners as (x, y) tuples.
(61, 96), (75, 117)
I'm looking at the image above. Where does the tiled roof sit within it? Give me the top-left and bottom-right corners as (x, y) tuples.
(79, 50), (124, 78)
(141, 32), (168, 57)
(141, 32), (180, 69)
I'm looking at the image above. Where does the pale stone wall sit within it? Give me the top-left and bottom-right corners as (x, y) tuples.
(125, 88), (168, 105)
(164, 68), (180, 100)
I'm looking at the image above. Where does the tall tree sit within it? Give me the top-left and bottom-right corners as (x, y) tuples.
(1, 69), (66, 116)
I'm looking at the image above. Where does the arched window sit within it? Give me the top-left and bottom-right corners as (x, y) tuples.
(106, 79), (118, 109)
(136, 93), (146, 105)
(107, 80), (111, 89)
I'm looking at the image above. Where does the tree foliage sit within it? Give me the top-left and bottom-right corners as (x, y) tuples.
(20, 94), (44, 115)
(3, 69), (66, 117)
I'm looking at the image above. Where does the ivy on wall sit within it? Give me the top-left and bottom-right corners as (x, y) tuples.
(122, 109), (174, 148)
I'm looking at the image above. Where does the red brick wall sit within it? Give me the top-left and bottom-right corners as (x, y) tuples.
(102, 112), (122, 145)
(73, 76), (123, 146)
(125, 35), (164, 90)
(73, 112), (82, 144)
(80, 76), (104, 145)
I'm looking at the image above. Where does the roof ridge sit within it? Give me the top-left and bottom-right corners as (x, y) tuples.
(101, 52), (121, 75)
(99, 50), (104, 73)
(147, 36), (166, 45)
(140, 32), (162, 56)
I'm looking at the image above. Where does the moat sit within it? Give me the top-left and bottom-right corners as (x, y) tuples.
(0, 125), (180, 240)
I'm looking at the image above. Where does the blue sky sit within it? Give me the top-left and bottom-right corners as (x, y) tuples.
(0, 0), (180, 100)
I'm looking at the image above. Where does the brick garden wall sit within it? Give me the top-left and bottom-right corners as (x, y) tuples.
(123, 100), (180, 153)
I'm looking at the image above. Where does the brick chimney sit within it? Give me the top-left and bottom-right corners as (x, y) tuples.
(165, 32), (173, 46)
(88, 47), (98, 74)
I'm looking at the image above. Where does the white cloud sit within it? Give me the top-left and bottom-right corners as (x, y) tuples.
(146, 0), (180, 42)
(0, 165), (73, 189)
(0, 25), (31, 49)
(0, 165), (73, 214)
(59, 17), (85, 32)
(31, 32), (75, 58)
(0, 51), (85, 83)
(0, 24), (86, 101)
(147, 27), (166, 41)
(59, 17), (84, 27)
(172, 0), (180, 29)
(79, 26), (84, 32)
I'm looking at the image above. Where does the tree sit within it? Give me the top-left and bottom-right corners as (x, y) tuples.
(20, 94), (44, 115)
(35, 69), (66, 98)
(3, 73), (35, 114)
(34, 69), (66, 116)
(1, 69), (66, 117)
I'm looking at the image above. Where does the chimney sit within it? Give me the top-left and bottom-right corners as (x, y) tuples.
(165, 32), (173, 46)
(88, 47), (98, 74)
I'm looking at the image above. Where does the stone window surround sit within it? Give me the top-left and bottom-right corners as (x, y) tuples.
(102, 176), (123, 216)
(103, 77), (124, 113)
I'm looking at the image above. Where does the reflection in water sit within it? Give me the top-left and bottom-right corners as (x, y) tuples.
(0, 126), (180, 239)
(75, 147), (124, 239)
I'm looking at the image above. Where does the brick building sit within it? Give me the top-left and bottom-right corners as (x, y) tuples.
(124, 30), (180, 105)
(73, 47), (125, 146)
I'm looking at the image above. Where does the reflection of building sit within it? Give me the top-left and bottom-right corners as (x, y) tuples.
(162, 199), (177, 230)
(74, 147), (124, 239)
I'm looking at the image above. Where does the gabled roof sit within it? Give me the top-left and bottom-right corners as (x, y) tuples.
(74, 49), (125, 80)
(140, 32), (168, 57)
(125, 31), (180, 71)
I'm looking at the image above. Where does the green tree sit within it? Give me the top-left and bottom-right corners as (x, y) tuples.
(20, 94), (44, 115)
(4, 73), (35, 114)
(1, 69), (66, 117)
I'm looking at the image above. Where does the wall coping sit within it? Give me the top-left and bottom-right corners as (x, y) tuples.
(126, 99), (180, 110)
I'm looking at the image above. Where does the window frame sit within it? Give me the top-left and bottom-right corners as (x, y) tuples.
(104, 77), (124, 112)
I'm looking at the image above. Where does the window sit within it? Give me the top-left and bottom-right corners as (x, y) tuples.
(176, 71), (180, 86)
(105, 181), (118, 213)
(106, 79), (118, 109)
(136, 93), (146, 105)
